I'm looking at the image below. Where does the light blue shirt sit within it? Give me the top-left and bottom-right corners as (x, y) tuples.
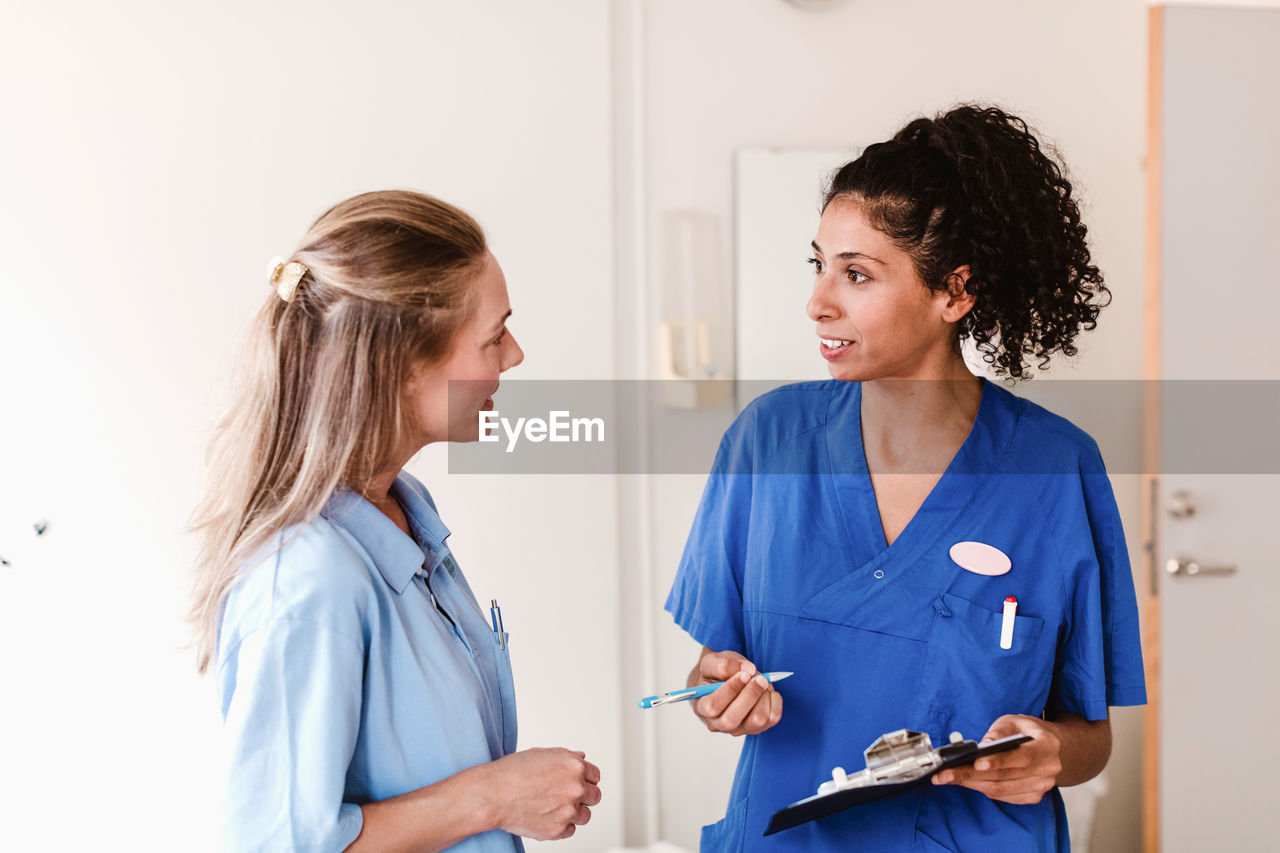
(217, 472), (521, 853)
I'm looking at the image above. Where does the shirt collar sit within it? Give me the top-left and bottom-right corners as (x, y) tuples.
(321, 474), (452, 595)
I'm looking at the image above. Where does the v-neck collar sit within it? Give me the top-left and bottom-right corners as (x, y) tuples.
(825, 376), (1018, 579)
(799, 377), (1023, 627)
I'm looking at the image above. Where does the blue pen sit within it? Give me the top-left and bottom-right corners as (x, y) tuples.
(490, 599), (505, 650)
(638, 671), (793, 709)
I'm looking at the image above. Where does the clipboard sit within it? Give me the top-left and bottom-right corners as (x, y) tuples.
(764, 732), (1032, 836)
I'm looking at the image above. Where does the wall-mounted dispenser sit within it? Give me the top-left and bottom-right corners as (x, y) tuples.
(658, 210), (733, 408)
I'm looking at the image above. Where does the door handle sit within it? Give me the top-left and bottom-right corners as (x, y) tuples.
(1165, 557), (1237, 577)
(1167, 489), (1197, 520)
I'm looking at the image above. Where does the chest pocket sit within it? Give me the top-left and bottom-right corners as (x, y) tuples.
(914, 593), (1052, 743)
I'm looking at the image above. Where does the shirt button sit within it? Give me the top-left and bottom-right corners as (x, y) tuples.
(873, 570), (885, 579)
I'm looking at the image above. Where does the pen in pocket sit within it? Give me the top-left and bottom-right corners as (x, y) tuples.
(490, 599), (506, 650)
(1000, 596), (1017, 650)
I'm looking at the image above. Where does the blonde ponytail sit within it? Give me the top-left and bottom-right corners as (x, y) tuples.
(189, 190), (486, 673)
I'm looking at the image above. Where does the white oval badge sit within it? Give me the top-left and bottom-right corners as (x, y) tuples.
(949, 541), (1012, 576)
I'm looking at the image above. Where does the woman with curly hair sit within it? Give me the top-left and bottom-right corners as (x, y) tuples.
(665, 106), (1145, 850)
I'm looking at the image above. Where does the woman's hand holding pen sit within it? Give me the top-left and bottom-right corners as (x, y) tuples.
(485, 747), (602, 840)
(689, 647), (783, 737)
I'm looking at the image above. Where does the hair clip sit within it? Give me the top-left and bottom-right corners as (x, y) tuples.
(266, 256), (308, 303)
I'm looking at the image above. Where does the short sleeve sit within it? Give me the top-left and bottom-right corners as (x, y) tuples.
(664, 413), (756, 654)
(219, 617), (365, 852)
(1047, 446), (1148, 720)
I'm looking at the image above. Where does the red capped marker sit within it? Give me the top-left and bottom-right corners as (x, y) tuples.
(1000, 596), (1017, 650)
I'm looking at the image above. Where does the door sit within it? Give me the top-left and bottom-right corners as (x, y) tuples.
(1152, 5), (1280, 850)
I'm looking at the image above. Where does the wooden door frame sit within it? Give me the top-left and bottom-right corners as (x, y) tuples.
(1143, 6), (1163, 853)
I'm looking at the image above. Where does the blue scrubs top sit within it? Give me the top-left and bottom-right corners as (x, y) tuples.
(217, 472), (521, 853)
(665, 379), (1146, 852)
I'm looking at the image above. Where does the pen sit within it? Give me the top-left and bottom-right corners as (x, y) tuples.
(638, 671), (793, 709)
(490, 599), (505, 650)
(1000, 596), (1016, 650)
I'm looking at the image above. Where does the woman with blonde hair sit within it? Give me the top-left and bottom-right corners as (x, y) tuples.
(191, 190), (600, 852)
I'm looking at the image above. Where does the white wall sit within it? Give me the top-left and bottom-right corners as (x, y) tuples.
(0, 2), (620, 850)
(636, 1), (1148, 850)
(1, 1), (1172, 851)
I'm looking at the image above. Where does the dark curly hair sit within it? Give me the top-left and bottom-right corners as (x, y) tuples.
(824, 104), (1110, 380)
